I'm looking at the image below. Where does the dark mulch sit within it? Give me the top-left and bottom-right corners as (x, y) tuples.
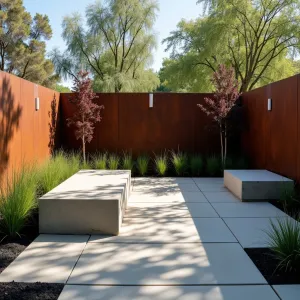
(0, 210), (39, 273)
(0, 282), (64, 300)
(245, 248), (300, 285)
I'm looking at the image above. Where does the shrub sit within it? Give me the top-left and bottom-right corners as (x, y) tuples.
(206, 155), (221, 176)
(190, 155), (203, 176)
(122, 152), (134, 170)
(0, 166), (38, 239)
(136, 155), (149, 176)
(266, 218), (300, 272)
(92, 152), (107, 169)
(107, 154), (120, 170)
(154, 153), (168, 176)
(69, 152), (81, 174)
(280, 186), (299, 214)
(171, 150), (188, 176)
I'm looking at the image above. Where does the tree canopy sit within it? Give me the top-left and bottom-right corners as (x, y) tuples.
(51, 0), (160, 92)
(0, 0), (56, 87)
(162, 0), (300, 92)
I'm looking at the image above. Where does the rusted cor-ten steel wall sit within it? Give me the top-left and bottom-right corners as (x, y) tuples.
(0, 71), (60, 183)
(242, 75), (299, 181)
(60, 93), (221, 156)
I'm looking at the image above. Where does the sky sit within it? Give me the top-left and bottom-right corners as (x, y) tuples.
(23, 0), (203, 85)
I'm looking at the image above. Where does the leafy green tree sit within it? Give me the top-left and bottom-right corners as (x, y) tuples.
(55, 84), (71, 93)
(163, 0), (300, 92)
(51, 0), (160, 92)
(0, 0), (56, 87)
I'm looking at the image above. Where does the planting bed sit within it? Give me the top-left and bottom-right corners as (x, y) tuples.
(0, 282), (63, 300)
(245, 248), (300, 285)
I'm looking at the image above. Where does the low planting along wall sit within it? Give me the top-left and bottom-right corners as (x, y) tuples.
(0, 71), (60, 185)
(60, 92), (222, 156)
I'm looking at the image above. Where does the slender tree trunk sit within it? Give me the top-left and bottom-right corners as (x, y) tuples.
(82, 136), (86, 165)
(220, 124), (224, 166)
(224, 122), (227, 167)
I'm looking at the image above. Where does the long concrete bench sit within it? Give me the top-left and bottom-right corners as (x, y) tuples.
(39, 170), (131, 235)
(224, 169), (293, 201)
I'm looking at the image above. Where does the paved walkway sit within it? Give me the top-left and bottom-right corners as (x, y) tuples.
(0, 177), (298, 299)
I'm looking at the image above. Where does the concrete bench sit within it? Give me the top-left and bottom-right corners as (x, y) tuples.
(39, 170), (131, 235)
(224, 170), (293, 201)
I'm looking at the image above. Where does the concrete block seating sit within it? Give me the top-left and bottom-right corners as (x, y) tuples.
(39, 170), (131, 235)
(224, 169), (293, 201)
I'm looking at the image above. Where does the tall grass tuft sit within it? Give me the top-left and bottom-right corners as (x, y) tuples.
(0, 165), (38, 239)
(171, 150), (188, 176)
(92, 152), (107, 169)
(136, 156), (149, 176)
(190, 155), (203, 176)
(37, 151), (80, 196)
(107, 154), (120, 170)
(266, 218), (300, 272)
(122, 152), (134, 170)
(154, 153), (168, 176)
(206, 155), (221, 177)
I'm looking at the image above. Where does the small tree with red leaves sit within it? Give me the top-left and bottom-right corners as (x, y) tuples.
(198, 64), (241, 166)
(68, 71), (104, 164)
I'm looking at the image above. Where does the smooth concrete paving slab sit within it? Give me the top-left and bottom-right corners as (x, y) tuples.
(125, 202), (219, 218)
(203, 191), (240, 203)
(196, 183), (228, 192)
(59, 285), (279, 300)
(212, 202), (288, 218)
(223, 217), (291, 248)
(129, 191), (185, 203)
(67, 242), (266, 285)
(89, 217), (236, 243)
(181, 191), (208, 202)
(224, 169), (293, 201)
(134, 177), (195, 185)
(0, 234), (89, 283)
(39, 170), (131, 235)
(272, 285), (300, 300)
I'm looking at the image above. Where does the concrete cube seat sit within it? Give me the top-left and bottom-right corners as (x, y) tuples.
(224, 170), (293, 201)
(39, 170), (131, 235)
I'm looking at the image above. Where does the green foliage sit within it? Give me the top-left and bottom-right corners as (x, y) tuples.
(37, 151), (80, 195)
(0, 165), (38, 238)
(154, 153), (168, 176)
(122, 153), (134, 171)
(206, 155), (221, 177)
(163, 0), (300, 92)
(279, 186), (300, 215)
(0, 1), (57, 87)
(136, 155), (149, 176)
(55, 84), (71, 92)
(107, 154), (120, 170)
(190, 155), (203, 176)
(51, 0), (160, 92)
(171, 150), (188, 176)
(266, 218), (300, 272)
(92, 152), (107, 169)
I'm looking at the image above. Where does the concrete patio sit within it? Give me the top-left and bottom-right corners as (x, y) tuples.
(0, 177), (298, 299)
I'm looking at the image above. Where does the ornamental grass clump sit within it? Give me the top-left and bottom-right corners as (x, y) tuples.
(0, 165), (38, 239)
(266, 218), (300, 272)
(92, 152), (107, 169)
(108, 154), (120, 170)
(190, 155), (203, 176)
(154, 153), (168, 176)
(122, 152), (134, 170)
(206, 155), (221, 176)
(136, 155), (149, 176)
(171, 150), (188, 176)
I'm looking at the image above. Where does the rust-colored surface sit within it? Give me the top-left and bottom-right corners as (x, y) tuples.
(60, 92), (220, 156)
(0, 71), (60, 184)
(242, 75), (299, 181)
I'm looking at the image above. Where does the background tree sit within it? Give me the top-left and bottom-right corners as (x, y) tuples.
(0, 0), (57, 87)
(198, 64), (240, 165)
(51, 0), (159, 92)
(163, 0), (300, 92)
(68, 71), (104, 164)
(55, 84), (71, 93)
